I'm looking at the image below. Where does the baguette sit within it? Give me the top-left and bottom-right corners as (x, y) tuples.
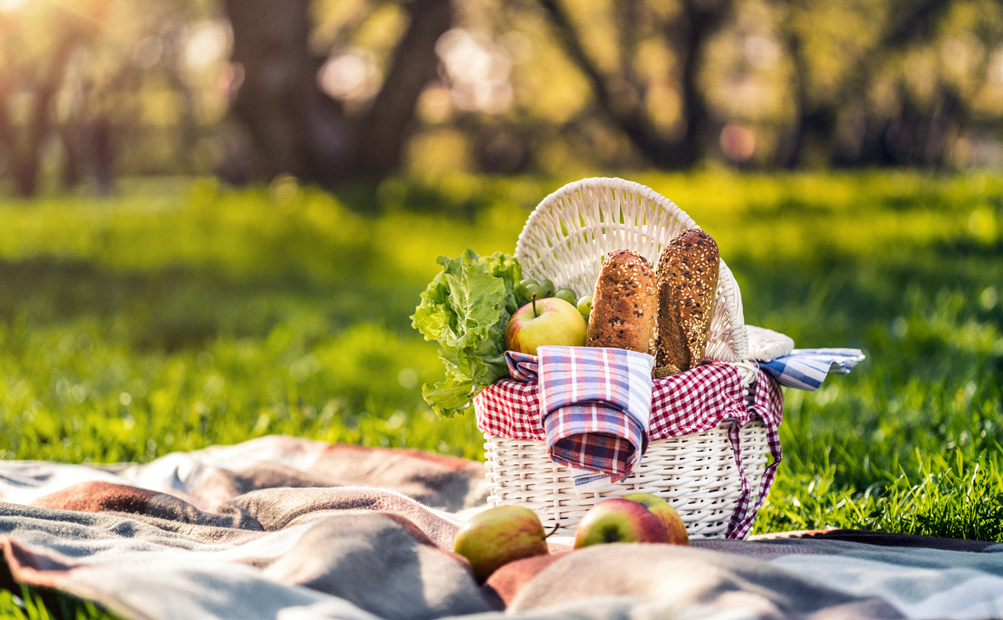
(585, 249), (657, 354)
(654, 229), (720, 378)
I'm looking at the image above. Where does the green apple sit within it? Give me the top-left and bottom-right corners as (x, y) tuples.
(453, 505), (549, 583)
(505, 297), (587, 355)
(573, 498), (668, 548)
(554, 288), (578, 305)
(576, 294), (593, 321)
(622, 493), (689, 546)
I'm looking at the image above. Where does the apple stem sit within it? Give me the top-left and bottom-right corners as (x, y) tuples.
(543, 521), (561, 539)
(531, 294), (538, 318)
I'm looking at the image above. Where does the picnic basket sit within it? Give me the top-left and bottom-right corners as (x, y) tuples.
(477, 177), (771, 539)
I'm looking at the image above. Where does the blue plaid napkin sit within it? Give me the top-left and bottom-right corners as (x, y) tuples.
(759, 348), (865, 391)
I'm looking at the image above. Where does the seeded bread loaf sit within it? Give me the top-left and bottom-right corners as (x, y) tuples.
(654, 229), (720, 378)
(585, 249), (658, 354)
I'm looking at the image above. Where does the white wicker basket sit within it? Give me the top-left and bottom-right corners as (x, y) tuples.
(484, 420), (769, 538)
(480, 177), (771, 539)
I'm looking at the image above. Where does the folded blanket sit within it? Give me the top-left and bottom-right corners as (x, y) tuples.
(760, 348), (866, 391)
(505, 347), (654, 489)
(2, 437), (1003, 620)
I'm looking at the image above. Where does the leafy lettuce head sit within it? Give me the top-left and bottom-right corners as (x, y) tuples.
(411, 249), (521, 418)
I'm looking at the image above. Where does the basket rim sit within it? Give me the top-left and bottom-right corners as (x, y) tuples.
(518, 177), (699, 238)
(515, 176), (750, 363)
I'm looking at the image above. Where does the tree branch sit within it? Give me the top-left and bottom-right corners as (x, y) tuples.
(881, 0), (954, 49)
(535, 0), (673, 166)
(776, 0), (955, 167)
(355, 0), (452, 178)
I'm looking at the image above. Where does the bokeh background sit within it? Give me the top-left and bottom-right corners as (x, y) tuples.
(0, 0), (1001, 196)
(0, 0), (1002, 545)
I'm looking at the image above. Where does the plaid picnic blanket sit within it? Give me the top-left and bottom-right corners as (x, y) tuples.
(3, 437), (1003, 620)
(475, 359), (784, 538)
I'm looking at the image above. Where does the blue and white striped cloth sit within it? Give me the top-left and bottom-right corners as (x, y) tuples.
(759, 348), (865, 391)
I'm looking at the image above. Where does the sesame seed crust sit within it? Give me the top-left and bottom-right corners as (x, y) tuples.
(585, 249), (657, 354)
(653, 229), (720, 377)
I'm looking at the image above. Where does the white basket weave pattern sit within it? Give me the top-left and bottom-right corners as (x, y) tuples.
(484, 420), (769, 538)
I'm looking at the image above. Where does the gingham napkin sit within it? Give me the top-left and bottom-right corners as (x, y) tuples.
(474, 361), (785, 539)
(759, 348), (865, 391)
(504, 346), (655, 491)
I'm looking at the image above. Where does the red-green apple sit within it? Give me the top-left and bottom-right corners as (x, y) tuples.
(573, 498), (669, 548)
(504, 297), (587, 355)
(622, 492), (689, 546)
(453, 505), (549, 583)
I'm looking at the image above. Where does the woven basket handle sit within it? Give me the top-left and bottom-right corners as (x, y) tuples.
(515, 177), (750, 366)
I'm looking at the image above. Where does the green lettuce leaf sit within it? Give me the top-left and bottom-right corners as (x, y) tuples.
(411, 249), (522, 418)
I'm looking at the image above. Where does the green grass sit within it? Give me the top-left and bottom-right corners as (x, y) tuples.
(0, 171), (1001, 617)
(0, 587), (114, 620)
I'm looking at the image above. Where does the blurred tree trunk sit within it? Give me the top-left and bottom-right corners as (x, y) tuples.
(222, 0), (451, 186)
(537, 0), (732, 168)
(778, 0), (955, 168)
(0, 6), (98, 197)
(866, 87), (964, 166)
(0, 74), (11, 180)
(670, 0), (733, 167)
(11, 29), (82, 196)
(775, 23), (836, 168)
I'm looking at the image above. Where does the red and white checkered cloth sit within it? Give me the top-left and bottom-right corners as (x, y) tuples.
(474, 359), (784, 539)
